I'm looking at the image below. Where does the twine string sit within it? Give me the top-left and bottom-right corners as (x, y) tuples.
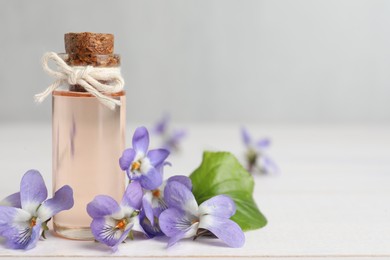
(35, 52), (124, 110)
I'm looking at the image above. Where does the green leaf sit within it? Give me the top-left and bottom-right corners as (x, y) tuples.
(190, 151), (267, 231)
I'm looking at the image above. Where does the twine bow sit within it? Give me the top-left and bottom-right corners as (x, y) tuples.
(35, 52), (124, 110)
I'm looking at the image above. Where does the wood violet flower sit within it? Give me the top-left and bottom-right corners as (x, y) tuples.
(159, 181), (245, 248)
(0, 170), (74, 250)
(87, 181), (143, 251)
(119, 126), (170, 190)
(241, 127), (278, 174)
(140, 175), (192, 237)
(153, 114), (186, 152)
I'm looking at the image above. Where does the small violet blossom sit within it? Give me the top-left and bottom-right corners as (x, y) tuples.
(241, 127), (278, 174)
(119, 126), (170, 190)
(0, 170), (74, 250)
(159, 181), (245, 248)
(87, 181), (143, 251)
(140, 175), (192, 238)
(153, 114), (186, 152)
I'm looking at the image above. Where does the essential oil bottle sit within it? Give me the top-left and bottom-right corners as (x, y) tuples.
(51, 32), (126, 240)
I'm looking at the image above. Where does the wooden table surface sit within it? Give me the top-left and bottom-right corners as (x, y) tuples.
(0, 123), (389, 259)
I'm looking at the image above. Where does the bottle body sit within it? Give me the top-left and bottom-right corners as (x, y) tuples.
(52, 90), (126, 240)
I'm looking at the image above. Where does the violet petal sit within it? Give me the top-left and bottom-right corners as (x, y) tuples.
(164, 181), (198, 214)
(159, 207), (198, 239)
(198, 195), (236, 218)
(154, 114), (169, 134)
(37, 185), (74, 222)
(257, 138), (271, 149)
(260, 155), (279, 173)
(87, 195), (121, 219)
(241, 127), (252, 146)
(20, 170), (48, 214)
(119, 148), (136, 171)
(167, 175), (192, 191)
(199, 215), (245, 248)
(0, 192), (21, 208)
(139, 168), (162, 190)
(142, 191), (155, 226)
(121, 181), (143, 210)
(172, 129), (186, 140)
(147, 149), (170, 168)
(132, 127), (149, 155)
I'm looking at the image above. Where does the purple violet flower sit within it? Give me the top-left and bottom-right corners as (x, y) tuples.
(241, 127), (278, 174)
(0, 170), (74, 250)
(87, 181), (143, 251)
(119, 126), (170, 190)
(153, 114), (186, 152)
(159, 181), (245, 248)
(140, 175), (192, 238)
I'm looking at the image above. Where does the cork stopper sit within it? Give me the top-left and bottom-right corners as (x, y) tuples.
(64, 32), (120, 67)
(65, 32), (114, 55)
(63, 32), (120, 92)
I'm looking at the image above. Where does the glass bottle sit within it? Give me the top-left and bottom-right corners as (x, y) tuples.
(52, 32), (126, 240)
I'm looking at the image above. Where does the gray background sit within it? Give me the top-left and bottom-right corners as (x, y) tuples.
(0, 0), (389, 124)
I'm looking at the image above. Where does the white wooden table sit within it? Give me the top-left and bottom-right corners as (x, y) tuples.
(0, 123), (389, 259)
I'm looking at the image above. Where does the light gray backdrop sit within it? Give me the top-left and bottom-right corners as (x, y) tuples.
(0, 0), (389, 124)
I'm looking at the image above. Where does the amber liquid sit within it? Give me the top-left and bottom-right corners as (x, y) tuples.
(52, 90), (126, 240)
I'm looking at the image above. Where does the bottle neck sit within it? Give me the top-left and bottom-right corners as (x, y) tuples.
(65, 53), (120, 67)
(59, 53), (121, 92)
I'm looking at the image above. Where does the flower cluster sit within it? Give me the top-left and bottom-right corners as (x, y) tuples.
(0, 170), (74, 250)
(0, 126), (249, 252)
(241, 127), (278, 174)
(87, 126), (245, 251)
